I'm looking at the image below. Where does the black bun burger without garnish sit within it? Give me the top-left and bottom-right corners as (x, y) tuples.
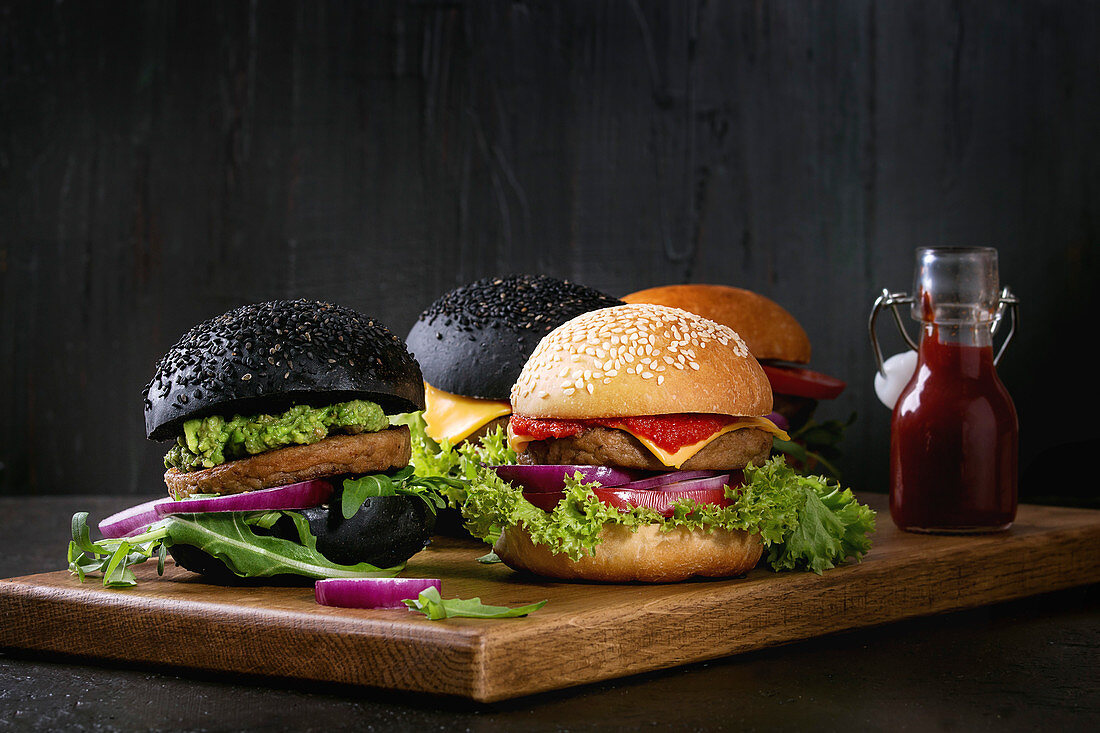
(112, 299), (441, 583)
(405, 274), (623, 447)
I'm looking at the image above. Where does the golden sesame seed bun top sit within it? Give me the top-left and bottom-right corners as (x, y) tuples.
(621, 284), (812, 364)
(510, 304), (773, 420)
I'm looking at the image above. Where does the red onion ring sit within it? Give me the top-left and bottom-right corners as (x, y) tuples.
(491, 464), (643, 492)
(98, 498), (166, 539)
(617, 469), (725, 491)
(155, 479), (334, 517)
(315, 577), (442, 609)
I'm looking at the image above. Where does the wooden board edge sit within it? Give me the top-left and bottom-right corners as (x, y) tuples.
(469, 524), (1100, 701)
(0, 579), (489, 700)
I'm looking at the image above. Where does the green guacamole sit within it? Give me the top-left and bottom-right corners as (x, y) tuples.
(164, 400), (388, 472)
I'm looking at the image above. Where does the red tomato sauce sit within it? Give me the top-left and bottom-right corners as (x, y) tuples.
(508, 414), (585, 440)
(510, 413), (737, 452)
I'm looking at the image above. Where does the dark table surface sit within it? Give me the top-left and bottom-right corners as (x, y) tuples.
(1, 495), (1098, 732)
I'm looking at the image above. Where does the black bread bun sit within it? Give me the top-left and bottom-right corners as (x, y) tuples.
(406, 274), (622, 400)
(144, 299), (425, 441)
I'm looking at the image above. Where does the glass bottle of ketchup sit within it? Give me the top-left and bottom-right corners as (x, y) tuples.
(889, 247), (1018, 533)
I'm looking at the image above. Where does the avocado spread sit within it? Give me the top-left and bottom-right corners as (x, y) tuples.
(164, 400), (388, 472)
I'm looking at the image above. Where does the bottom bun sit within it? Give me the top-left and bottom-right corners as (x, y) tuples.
(493, 523), (763, 583)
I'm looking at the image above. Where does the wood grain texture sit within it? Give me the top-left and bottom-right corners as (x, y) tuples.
(2, 496), (1099, 702)
(2, 1), (1098, 500)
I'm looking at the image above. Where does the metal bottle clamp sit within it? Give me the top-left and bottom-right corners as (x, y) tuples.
(868, 286), (1019, 377)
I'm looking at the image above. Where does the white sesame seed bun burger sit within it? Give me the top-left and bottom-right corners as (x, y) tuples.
(490, 304), (791, 582)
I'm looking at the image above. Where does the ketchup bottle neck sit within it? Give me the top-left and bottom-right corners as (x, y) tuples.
(920, 321), (993, 349)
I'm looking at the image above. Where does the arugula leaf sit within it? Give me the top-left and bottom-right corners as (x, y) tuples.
(340, 468), (453, 519)
(403, 586), (547, 620)
(67, 510), (403, 587)
(68, 513), (172, 588)
(162, 513), (404, 579)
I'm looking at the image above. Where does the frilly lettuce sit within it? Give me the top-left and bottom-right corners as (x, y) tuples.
(455, 456), (875, 574)
(389, 413), (874, 573)
(389, 411), (516, 506)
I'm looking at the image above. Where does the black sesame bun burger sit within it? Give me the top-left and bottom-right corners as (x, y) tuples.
(490, 304), (792, 582)
(405, 274), (623, 446)
(108, 299), (443, 583)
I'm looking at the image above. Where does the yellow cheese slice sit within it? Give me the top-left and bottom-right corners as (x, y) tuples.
(507, 415), (789, 468)
(422, 382), (512, 444)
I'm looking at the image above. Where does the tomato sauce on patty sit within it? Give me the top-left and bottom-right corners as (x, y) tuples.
(510, 413), (739, 453)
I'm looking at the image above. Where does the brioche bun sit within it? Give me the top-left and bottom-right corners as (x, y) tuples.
(494, 523), (763, 582)
(510, 303), (772, 420)
(622, 284), (811, 364)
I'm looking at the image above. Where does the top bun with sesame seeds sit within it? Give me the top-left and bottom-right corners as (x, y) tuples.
(144, 299), (425, 441)
(510, 304), (773, 420)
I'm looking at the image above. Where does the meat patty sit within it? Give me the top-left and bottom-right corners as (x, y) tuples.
(164, 426), (411, 498)
(518, 425), (773, 471)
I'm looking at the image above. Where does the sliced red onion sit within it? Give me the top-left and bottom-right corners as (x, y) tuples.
(654, 474), (734, 493)
(766, 411), (790, 433)
(98, 498), (167, 539)
(315, 577), (442, 609)
(156, 479), (334, 517)
(592, 485), (733, 517)
(491, 465), (643, 492)
(617, 470), (724, 492)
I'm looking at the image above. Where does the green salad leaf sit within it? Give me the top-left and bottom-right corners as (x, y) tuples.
(403, 586), (547, 620)
(68, 509), (403, 588)
(453, 456), (875, 574)
(389, 411), (517, 508)
(340, 467), (452, 519)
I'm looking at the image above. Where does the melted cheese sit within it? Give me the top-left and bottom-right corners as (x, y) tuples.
(422, 382), (512, 444)
(508, 415), (790, 468)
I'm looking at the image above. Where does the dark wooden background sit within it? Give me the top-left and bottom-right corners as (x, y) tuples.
(1, 0), (1097, 503)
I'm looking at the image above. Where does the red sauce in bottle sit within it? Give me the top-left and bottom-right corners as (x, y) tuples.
(889, 319), (1018, 532)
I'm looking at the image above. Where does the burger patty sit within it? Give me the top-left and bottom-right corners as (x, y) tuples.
(164, 426), (411, 498)
(518, 425), (773, 471)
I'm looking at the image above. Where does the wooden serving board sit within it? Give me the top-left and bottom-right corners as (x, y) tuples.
(2, 495), (1099, 702)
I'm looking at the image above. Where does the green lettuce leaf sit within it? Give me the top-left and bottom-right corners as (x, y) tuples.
(403, 586), (547, 620)
(389, 411), (517, 508)
(453, 456), (875, 574)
